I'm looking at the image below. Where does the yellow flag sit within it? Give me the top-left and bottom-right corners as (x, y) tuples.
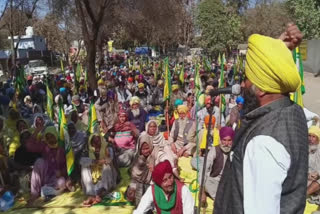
(59, 106), (74, 175)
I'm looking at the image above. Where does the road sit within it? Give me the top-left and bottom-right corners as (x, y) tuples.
(303, 72), (320, 115)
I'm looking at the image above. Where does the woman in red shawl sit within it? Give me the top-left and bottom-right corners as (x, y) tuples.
(113, 110), (139, 167)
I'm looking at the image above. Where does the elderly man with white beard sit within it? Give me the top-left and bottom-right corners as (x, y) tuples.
(128, 96), (147, 133)
(307, 126), (320, 201)
(191, 126), (235, 206)
(168, 105), (196, 158)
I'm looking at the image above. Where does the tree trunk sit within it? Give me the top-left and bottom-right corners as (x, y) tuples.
(87, 39), (97, 90)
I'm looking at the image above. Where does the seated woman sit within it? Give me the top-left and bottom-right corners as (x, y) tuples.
(141, 120), (182, 181)
(14, 130), (42, 168)
(113, 110), (139, 167)
(26, 126), (68, 203)
(8, 119), (30, 158)
(80, 134), (118, 207)
(127, 135), (157, 206)
(141, 120), (165, 149)
(31, 114), (49, 140)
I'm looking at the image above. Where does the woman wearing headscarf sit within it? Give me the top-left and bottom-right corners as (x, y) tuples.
(141, 120), (165, 149)
(80, 134), (118, 207)
(7, 119), (30, 158)
(113, 110), (139, 167)
(127, 134), (157, 206)
(26, 126), (68, 203)
(31, 113), (50, 140)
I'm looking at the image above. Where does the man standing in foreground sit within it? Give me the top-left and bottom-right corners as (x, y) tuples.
(214, 24), (308, 214)
(133, 160), (194, 214)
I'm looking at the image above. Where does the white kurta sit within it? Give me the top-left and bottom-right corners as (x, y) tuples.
(243, 135), (291, 214)
(133, 185), (195, 214)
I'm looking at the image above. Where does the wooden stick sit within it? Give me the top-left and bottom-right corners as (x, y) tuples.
(166, 100), (170, 136)
(218, 95), (222, 127)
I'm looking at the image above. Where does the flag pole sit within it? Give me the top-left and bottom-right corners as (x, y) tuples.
(218, 96), (222, 127)
(166, 100), (170, 136)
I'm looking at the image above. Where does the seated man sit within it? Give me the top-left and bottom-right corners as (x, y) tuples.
(80, 134), (118, 207)
(128, 96), (147, 133)
(169, 105), (196, 157)
(307, 126), (320, 201)
(191, 127), (235, 204)
(133, 160), (194, 214)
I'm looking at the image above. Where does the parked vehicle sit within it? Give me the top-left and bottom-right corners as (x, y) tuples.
(25, 60), (48, 76)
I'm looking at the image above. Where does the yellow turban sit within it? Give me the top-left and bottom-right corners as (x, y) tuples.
(309, 126), (320, 140)
(245, 34), (301, 93)
(138, 83), (144, 88)
(177, 105), (188, 114)
(130, 96), (141, 106)
(172, 84), (179, 91)
(97, 79), (104, 85)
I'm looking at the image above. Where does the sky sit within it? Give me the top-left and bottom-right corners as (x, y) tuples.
(0, 0), (7, 16)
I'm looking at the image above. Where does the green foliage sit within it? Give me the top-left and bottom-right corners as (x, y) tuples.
(196, 0), (243, 54)
(287, 0), (320, 39)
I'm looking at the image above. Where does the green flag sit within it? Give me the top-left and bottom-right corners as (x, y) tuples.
(58, 105), (74, 176)
(179, 63), (185, 84)
(292, 47), (305, 107)
(87, 101), (99, 134)
(163, 57), (171, 102)
(46, 83), (54, 121)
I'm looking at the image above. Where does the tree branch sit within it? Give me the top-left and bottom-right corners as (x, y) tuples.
(75, 0), (90, 40)
(83, 0), (97, 25)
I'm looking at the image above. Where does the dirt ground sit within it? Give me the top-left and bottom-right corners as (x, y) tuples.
(303, 72), (320, 115)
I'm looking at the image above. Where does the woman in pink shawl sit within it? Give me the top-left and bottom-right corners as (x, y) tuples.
(113, 110), (139, 167)
(26, 126), (68, 204)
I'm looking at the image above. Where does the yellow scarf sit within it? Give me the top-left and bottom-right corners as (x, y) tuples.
(88, 134), (108, 184)
(200, 127), (220, 149)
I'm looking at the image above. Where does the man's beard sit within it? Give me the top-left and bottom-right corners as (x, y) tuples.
(220, 144), (231, 153)
(242, 86), (260, 114)
(26, 102), (33, 108)
(132, 108), (140, 117)
(309, 144), (319, 154)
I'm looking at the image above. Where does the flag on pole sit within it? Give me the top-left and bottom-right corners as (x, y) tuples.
(203, 56), (211, 72)
(84, 69), (88, 91)
(87, 101), (99, 134)
(219, 53), (226, 88)
(217, 53), (221, 66)
(76, 63), (81, 82)
(163, 57), (171, 102)
(46, 83), (54, 121)
(194, 63), (204, 103)
(153, 62), (158, 81)
(58, 105), (74, 176)
(15, 66), (26, 95)
(219, 53), (226, 113)
(60, 59), (64, 74)
(179, 63), (185, 84)
(292, 47), (305, 107)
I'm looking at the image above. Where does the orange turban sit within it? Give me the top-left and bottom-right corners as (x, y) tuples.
(204, 115), (216, 127)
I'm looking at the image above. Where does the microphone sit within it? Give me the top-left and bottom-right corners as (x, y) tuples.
(208, 84), (241, 97)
